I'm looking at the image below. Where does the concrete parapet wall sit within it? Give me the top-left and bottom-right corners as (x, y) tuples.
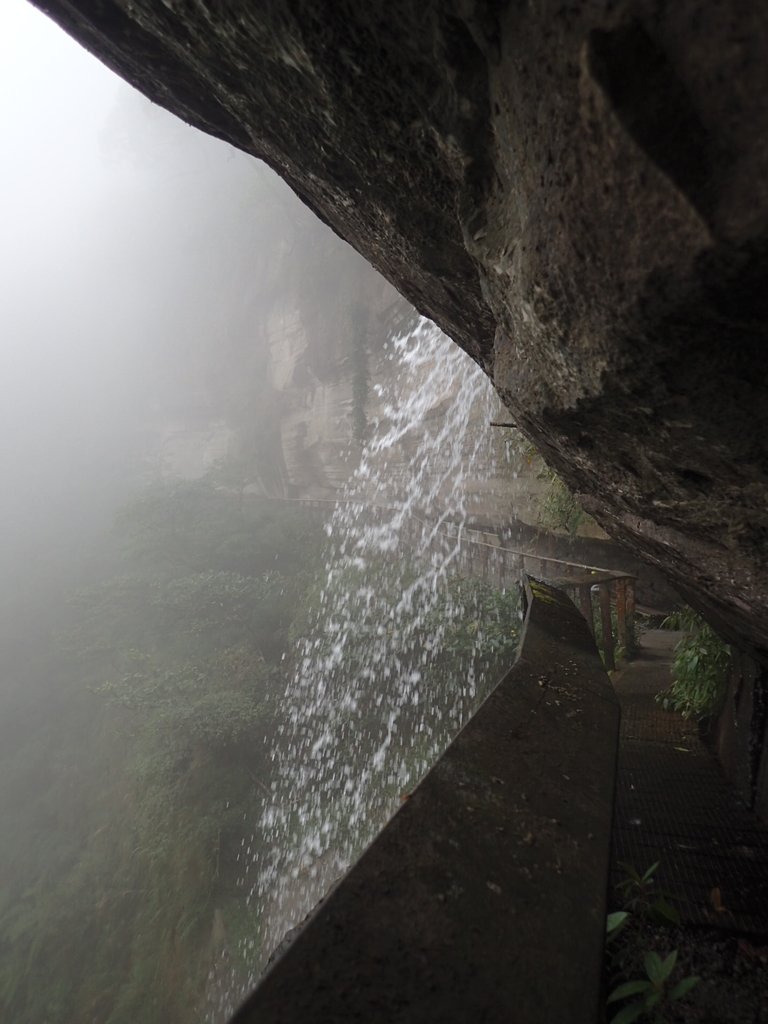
(230, 578), (619, 1023)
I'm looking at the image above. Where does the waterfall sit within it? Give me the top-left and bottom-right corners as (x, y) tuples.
(211, 318), (518, 1017)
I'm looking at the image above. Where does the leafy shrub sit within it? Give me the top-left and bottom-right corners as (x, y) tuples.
(607, 862), (698, 1024)
(538, 474), (589, 535)
(608, 950), (699, 1024)
(658, 609), (730, 719)
(615, 861), (679, 926)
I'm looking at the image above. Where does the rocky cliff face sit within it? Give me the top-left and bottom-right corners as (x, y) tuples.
(34, 0), (768, 657)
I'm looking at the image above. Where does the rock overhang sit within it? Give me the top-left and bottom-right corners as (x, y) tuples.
(31, 0), (768, 656)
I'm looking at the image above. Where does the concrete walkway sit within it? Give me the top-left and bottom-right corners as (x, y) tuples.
(611, 631), (768, 935)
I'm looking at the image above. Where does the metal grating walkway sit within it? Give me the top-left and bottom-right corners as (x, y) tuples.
(611, 631), (768, 935)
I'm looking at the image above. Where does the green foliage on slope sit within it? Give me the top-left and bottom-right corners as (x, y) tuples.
(0, 484), (322, 1024)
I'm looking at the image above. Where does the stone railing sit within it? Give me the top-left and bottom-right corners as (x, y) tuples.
(229, 577), (619, 1024)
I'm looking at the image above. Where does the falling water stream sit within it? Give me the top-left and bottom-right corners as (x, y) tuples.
(212, 318), (517, 1017)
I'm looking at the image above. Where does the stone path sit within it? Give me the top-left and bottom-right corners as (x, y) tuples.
(611, 630), (768, 935)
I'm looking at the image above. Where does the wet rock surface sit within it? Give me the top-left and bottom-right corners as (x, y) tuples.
(33, 0), (768, 656)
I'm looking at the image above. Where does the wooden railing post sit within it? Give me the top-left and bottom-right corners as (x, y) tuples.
(599, 583), (615, 671)
(578, 584), (594, 635)
(625, 579), (636, 656)
(615, 579), (627, 655)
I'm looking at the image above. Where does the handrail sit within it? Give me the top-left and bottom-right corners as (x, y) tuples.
(245, 492), (635, 666)
(246, 492), (633, 579)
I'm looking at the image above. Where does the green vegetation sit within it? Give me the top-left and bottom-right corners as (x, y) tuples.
(523, 443), (594, 536)
(539, 473), (590, 535)
(615, 861), (680, 927)
(607, 951), (700, 1024)
(421, 574), (521, 665)
(606, 862), (699, 1024)
(658, 608), (731, 719)
(0, 483), (323, 1024)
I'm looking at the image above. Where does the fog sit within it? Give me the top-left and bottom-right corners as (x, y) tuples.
(0, 4), (526, 1022)
(1, 3), (328, 630)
